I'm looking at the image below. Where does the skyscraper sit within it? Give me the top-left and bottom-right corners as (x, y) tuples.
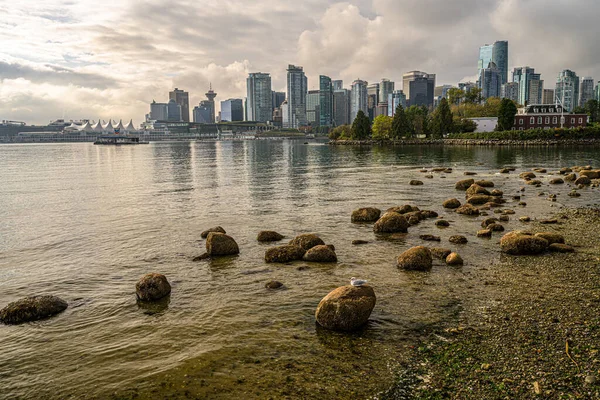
(367, 83), (379, 120)
(542, 89), (555, 105)
(512, 67), (543, 105)
(478, 41), (508, 85)
(169, 88), (190, 122)
(193, 104), (212, 123)
(332, 80), (344, 91)
(333, 89), (351, 126)
(167, 99), (182, 122)
(286, 65), (308, 129)
(501, 82), (520, 103)
(246, 73), (273, 122)
(150, 100), (168, 121)
(350, 79), (368, 122)
(220, 99), (244, 122)
(478, 62), (501, 99)
(402, 71), (435, 107)
(388, 90), (407, 116)
(306, 90), (320, 125)
(319, 75), (334, 127)
(579, 77), (594, 108)
(272, 91), (286, 111)
(556, 69), (580, 112)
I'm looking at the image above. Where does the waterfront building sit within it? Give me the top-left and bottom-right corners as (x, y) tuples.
(203, 85), (217, 123)
(478, 41), (509, 85)
(555, 69), (580, 112)
(403, 71), (435, 107)
(272, 91), (285, 111)
(350, 79), (368, 122)
(332, 80), (344, 91)
(306, 90), (320, 125)
(375, 79), (395, 117)
(193, 103), (212, 124)
(150, 101), (168, 121)
(388, 90), (407, 116)
(579, 77), (594, 108)
(167, 99), (182, 122)
(514, 104), (587, 130)
(319, 75), (334, 127)
(247, 72), (273, 122)
(478, 62), (501, 99)
(285, 65), (308, 129)
(512, 67), (543, 106)
(281, 99), (289, 128)
(333, 89), (351, 126)
(169, 88), (190, 122)
(501, 82), (520, 103)
(367, 83), (379, 120)
(542, 89), (555, 105)
(220, 99), (244, 122)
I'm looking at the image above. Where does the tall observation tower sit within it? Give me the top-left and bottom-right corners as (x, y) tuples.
(204, 83), (217, 123)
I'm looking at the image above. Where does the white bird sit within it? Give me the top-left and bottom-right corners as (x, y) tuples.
(350, 277), (368, 287)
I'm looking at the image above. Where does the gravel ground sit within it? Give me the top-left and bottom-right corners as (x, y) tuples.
(389, 208), (600, 399)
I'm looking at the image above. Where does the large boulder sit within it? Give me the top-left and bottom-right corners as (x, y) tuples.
(443, 198), (461, 209)
(315, 285), (376, 332)
(387, 205), (419, 214)
(265, 245), (305, 263)
(456, 204), (481, 216)
(289, 234), (325, 251)
(500, 231), (549, 255)
(136, 273), (171, 302)
(0, 295), (68, 325)
(201, 226), (226, 239)
(455, 179), (475, 190)
(351, 207), (381, 223)
(303, 245), (338, 262)
(575, 176), (591, 185)
(519, 172), (537, 180)
(397, 246), (433, 271)
(475, 180), (495, 188)
(535, 232), (565, 245)
(206, 232), (239, 256)
(467, 194), (492, 205)
(373, 212), (409, 233)
(580, 170), (600, 179)
(257, 231), (285, 242)
(466, 184), (491, 197)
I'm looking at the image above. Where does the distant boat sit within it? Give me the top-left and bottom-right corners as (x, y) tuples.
(94, 133), (148, 145)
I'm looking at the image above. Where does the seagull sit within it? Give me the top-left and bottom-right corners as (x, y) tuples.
(350, 277), (368, 287)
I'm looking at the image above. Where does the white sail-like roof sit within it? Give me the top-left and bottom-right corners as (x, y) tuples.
(124, 119), (136, 131)
(115, 119), (125, 130)
(93, 120), (104, 131)
(80, 121), (94, 132)
(103, 120), (114, 130)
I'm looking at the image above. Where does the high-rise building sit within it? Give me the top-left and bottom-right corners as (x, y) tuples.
(167, 99), (182, 122)
(478, 62), (501, 99)
(272, 91), (286, 111)
(150, 100), (168, 121)
(202, 85), (217, 123)
(193, 104), (212, 123)
(332, 80), (344, 91)
(403, 71), (435, 107)
(333, 89), (351, 126)
(434, 85), (454, 99)
(378, 79), (395, 105)
(388, 90), (407, 116)
(169, 88), (190, 122)
(366, 83), (379, 120)
(458, 82), (477, 93)
(319, 75), (334, 127)
(220, 99), (244, 122)
(306, 90), (320, 125)
(501, 82), (519, 103)
(478, 41), (509, 85)
(579, 77), (594, 108)
(556, 69), (580, 112)
(596, 82), (600, 102)
(512, 67), (543, 105)
(350, 79), (368, 122)
(542, 89), (555, 105)
(281, 99), (289, 128)
(246, 73), (273, 122)
(286, 65), (308, 129)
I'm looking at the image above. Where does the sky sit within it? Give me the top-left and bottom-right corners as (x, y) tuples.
(1, 0), (600, 125)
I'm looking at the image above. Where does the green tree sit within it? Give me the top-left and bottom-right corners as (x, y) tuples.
(391, 104), (411, 138)
(447, 88), (465, 106)
(371, 115), (393, 140)
(464, 88), (482, 104)
(430, 98), (454, 138)
(405, 106), (429, 137)
(573, 106), (586, 114)
(497, 98), (518, 131)
(328, 124), (351, 140)
(585, 99), (600, 123)
(453, 116), (477, 133)
(351, 110), (371, 139)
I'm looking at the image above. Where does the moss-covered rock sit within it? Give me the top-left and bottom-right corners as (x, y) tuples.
(0, 295), (68, 325)
(397, 246), (433, 271)
(446, 252), (464, 266)
(500, 231), (549, 255)
(534, 232), (565, 245)
(315, 285), (376, 332)
(351, 207), (381, 223)
(265, 245), (305, 263)
(257, 231), (285, 242)
(200, 226), (226, 239)
(136, 273), (171, 302)
(206, 232), (240, 256)
(456, 204), (481, 216)
(374, 212), (409, 233)
(289, 234), (325, 251)
(442, 198), (461, 209)
(455, 179), (475, 190)
(303, 245), (337, 263)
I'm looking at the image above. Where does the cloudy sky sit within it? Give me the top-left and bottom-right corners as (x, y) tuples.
(1, 0), (599, 125)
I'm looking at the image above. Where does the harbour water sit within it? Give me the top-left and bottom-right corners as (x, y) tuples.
(1, 141), (600, 399)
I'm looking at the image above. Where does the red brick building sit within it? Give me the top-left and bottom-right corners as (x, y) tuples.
(513, 104), (588, 130)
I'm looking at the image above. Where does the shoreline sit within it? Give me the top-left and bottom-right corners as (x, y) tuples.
(330, 138), (600, 146)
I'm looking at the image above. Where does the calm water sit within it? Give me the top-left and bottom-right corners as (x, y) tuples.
(1, 141), (600, 399)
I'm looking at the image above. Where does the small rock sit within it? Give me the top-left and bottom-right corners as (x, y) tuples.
(352, 240), (369, 245)
(564, 173), (577, 182)
(539, 219), (558, 225)
(519, 216), (531, 222)
(397, 246), (432, 271)
(420, 234), (441, 242)
(477, 229), (492, 238)
(0, 295), (68, 324)
(456, 204), (480, 216)
(550, 178), (564, 184)
(487, 223), (505, 232)
(206, 232), (240, 256)
(136, 273), (171, 302)
(575, 176), (591, 185)
(409, 180), (424, 186)
(374, 212), (410, 233)
(466, 184), (491, 197)
(442, 198), (461, 209)
(499, 215), (510, 222)
(464, 171), (477, 176)
(435, 220), (450, 227)
(455, 178), (475, 190)
(449, 235), (468, 244)
(475, 180), (494, 187)
(584, 375), (597, 386)
(289, 234), (325, 251)
(257, 231), (285, 242)
(201, 226), (226, 239)
(500, 168), (510, 174)
(446, 252), (464, 265)
(303, 245), (337, 263)
(265, 281), (283, 289)
(265, 245), (305, 263)
(430, 247), (452, 260)
(192, 253), (210, 261)
(519, 172), (536, 179)
(351, 207), (381, 223)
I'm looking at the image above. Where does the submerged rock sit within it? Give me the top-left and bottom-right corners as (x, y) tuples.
(303, 245), (337, 263)
(430, 247), (452, 260)
(265, 245), (305, 263)
(315, 285), (376, 332)
(442, 198), (461, 209)
(500, 231), (549, 255)
(409, 180), (424, 186)
(352, 239), (369, 245)
(351, 207), (381, 223)
(257, 231), (285, 242)
(373, 212), (409, 233)
(455, 178), (475, 190)
(200, 226), (226, 239)
(265, 281), (284, 289)
(420, 234), (441, 242)
(397, 246), (433, 271)
(0, 295), (68, 325)
(192, 252), (210, 261)
(435, 220), (450, 227)
(289, 234), (325, 251)
(449, 235), (468, 244)
(456, 204), (480, 216)
(446, 252), (464, 266)
(535, 232), (565, 245)
(206, 232), (240, 256)
(136, 273), (171, 302)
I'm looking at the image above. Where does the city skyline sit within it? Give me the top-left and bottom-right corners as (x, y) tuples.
(2, 0), (600, 124)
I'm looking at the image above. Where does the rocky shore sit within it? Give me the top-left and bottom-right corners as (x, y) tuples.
(330, 138), (600, 146)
